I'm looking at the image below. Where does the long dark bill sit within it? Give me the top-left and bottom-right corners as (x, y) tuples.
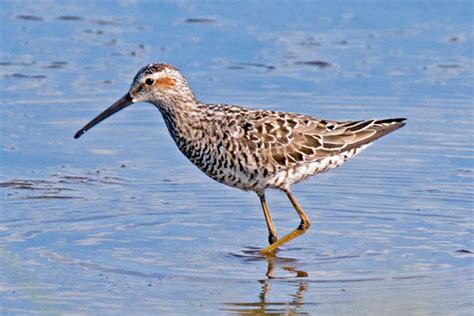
(74, 93), (133, 139)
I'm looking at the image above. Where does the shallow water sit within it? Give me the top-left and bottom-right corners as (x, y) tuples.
(1, 1), (473, 315)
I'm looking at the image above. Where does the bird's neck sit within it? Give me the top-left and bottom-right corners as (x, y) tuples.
(153, 99), (207, 143)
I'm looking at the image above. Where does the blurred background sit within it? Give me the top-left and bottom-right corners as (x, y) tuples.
(1, 1), (473, 315)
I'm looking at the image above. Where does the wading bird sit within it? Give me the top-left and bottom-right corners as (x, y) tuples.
(75, 63), (405, 254)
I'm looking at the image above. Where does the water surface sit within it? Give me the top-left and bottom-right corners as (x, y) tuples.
(1, 1), (473, 315)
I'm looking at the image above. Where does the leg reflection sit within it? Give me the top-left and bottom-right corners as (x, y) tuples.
(224, 252), (309, 314)
(263, 253), (308, 279)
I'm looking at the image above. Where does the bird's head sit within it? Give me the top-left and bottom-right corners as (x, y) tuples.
(130, 63), (194, 104)
(74, 63), (194, 139)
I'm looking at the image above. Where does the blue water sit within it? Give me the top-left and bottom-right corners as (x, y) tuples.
(1, 1), (473, 315)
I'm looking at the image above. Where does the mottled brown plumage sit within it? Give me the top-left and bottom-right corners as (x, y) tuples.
(75, 63), (406, 254)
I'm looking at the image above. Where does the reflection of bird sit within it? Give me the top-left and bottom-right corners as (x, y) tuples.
(224, 253), (309, 314)
(75, 63), (406, 254)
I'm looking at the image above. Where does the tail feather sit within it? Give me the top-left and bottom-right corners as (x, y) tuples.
(344, 118), (406, 151)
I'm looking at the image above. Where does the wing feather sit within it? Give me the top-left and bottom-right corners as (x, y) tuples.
(230, 108), (405, 168)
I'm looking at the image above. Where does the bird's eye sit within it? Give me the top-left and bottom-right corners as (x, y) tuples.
(145, 78), (154, 85)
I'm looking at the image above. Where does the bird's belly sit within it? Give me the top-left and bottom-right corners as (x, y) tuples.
(186, 151), (270, 192)
(193, 164), (255, 191)
(182, 140), (369, 192)
(182, 150), (247, 190)
(268, 146), (370, 190)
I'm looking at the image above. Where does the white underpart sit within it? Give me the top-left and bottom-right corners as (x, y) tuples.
(269, 143), (372, 190)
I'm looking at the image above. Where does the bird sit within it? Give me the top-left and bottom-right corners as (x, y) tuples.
(74, 63), (406, 255)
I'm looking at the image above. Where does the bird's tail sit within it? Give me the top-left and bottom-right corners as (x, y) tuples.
(344, 118), (406, 151)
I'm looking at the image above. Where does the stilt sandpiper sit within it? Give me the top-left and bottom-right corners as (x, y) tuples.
(75, 63), (406, 255)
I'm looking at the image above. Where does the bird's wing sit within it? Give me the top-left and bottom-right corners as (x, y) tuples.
(234, 110), (405, 168)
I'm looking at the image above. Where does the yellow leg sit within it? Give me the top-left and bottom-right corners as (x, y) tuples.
(259, 193), (278, 245)
(260, 191), (311, 255)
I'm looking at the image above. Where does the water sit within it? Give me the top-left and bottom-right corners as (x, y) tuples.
(1, 1), (473, 315)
